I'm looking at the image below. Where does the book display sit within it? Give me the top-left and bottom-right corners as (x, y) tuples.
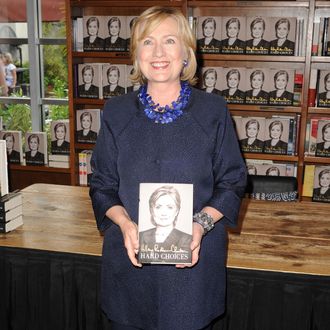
(65, 0), (330, 203)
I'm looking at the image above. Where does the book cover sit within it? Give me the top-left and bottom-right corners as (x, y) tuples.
(77, 63), (102, 99)
(0, 140), (9, 197)
(315, 119), (330, 157)
(245, 68), (270, 105)
(221, 16), (246, 54)
(317, 70), (330, 108)
(199, 66), (223, 95)
(312, 165), (330, 202)
(221, 67), (246, 104)
(83, 16), (105, 52)
(268, 68), (295, 106)
(196, 16), (222, 54)
(102, 63), (126, 99)
(104, 16), (127, 52)
(48, 160), (70, 169)
(0, 204), (23, 223)
(76, 109), (101, 144)
(263, 117), (290, 155)
(269, 17), (296, 56)
(126, 65), (141, 93)
(262, 163), (287, 177)
(0, 192), (22, 212)
(308, 68), (318, 107)
(138, 183), (193, 264)
(126, 16), (138, 52)
(0, 130), (23, 164)
(0, 214), (23, 233)
(245, 17), (270, 55)
(25, 132), (47, 166)
(50, 120), (70, 155)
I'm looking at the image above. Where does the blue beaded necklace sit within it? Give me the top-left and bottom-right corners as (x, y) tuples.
(138, 81), (191, 124)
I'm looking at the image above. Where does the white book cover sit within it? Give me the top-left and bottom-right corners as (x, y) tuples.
(264, 117), (290, 155)
(83, 16), (105, 51)
(102, 63), (126, 99)
(0, 140), (9, 197)
(312, 165), (330, 203)
(50, 119), (70, 155)
(0, 130), (23, 164)
(126, 65), (141, 93)
(76, 109), (101, 144)
(25, 132), (47, 166)
(77, 63), (102, 99)
(103, 16), (127, 52)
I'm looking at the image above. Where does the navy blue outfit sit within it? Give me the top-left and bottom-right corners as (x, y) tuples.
(90, 88), (247, 330)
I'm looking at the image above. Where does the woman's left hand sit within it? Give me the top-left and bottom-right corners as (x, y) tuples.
(176, 222), (204, 268)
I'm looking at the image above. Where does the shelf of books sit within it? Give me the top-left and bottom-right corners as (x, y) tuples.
(66, 0), (330, 203)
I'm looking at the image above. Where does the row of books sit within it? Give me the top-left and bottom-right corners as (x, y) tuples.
(246, 159), (297, 177)
(311, 17), (330, 56)
(79, 150), (93, 186)
(308, 69), (330, 108)
(233, 114), (300, 156)
(303, 165), (330, 203)
(190, 16), (305, 56)
(305, 118), (330, 158)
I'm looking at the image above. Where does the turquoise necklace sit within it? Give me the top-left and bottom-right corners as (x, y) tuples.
(138, 81), (191, 124)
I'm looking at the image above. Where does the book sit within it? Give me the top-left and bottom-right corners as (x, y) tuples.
(308, 116), (330, 156)
(76, 109), (101, 144)
(198, 66), (223, 95)
(77, 63), (103, 99)
(0, 140), (9, 197)
(48, 160), (70, 169)
(196, 16), (222, 54)
(0, 204), (23, 222)
(103, 16), (128, 52)
(311, 18), (320, 56)
(302, 165), (315, 197)
(245, 68), (270, 105)
(50, 120), (70, 155)
(83, 16), (106, 52)
(102, 63), (127, 99)
(24, 132), (47, 166)
(221, 16), (246, 55)
(78, 151), (88, 186)
(325, 18), (330, 56)
(126, 65), (141, 93)
(315, 119), (330, 157)
(0, 214), (23, 233)
(317, 70), (330, 108)
(221, 67), (246, 104)
(245, 17), (271, 55)
(76, 17), (84, 52)
(126, 16), (138, 52)
(48, 154), (70, 162)
(0, 130), (23, 164)
(308, 69), (318, 107)
(138, 183), (193, 264)
(0, 192), (23, 212)
(312, 165), (330, 203)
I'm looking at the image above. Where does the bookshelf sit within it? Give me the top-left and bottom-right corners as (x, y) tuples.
(65, 0), (330, 202)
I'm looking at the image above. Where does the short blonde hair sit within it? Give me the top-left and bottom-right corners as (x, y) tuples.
(4, 52), (13, 64)
(130, 6), (197, 85)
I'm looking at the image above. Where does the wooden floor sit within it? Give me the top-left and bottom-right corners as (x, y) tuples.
(1, 183), (329, 276)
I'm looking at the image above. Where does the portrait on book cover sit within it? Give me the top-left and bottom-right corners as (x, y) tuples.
(126, 16), (138, 52)
(196, 16), (222, 54)
(315, 120), (330, 157)
(317, 71), (330, 108)
(77, 64), (101, 99)
(238, 117), (266, 153)
(268, 69), (294, 106)
(312, 166), (330, 202)
(263, 164), (287, 176)
(51, 120), (70, 155)
(0, 130), (22, 164)
(138, 183), (193, 264)
(221, 67), (246, 104)
(269, 17), (296, 56)
(102, 63), (126, 99)
(263, 118), (290, 155)
(245, 17), (270, 55)
(104, 16), (127, 52)
(25, 132), (47, 166)
(126, 65), (141, 93)
(199, 67), (222, 95)
(245, 68), (270, 105)
(83, 16), (105, 51)
(221, 17), (246, 54)
(76, 109), (100, 144)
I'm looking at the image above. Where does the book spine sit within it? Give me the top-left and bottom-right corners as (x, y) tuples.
(312, 20), (320, 56)
(308, 69), (318, 107)
(322, 18), (329, 56)
(76, 17), (84, 52)
(294, 114), (301, 156)
(318, 17), (325, 56)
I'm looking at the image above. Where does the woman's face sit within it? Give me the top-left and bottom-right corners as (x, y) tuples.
(246, 122), (259, 138)
(270, 124), (282, 139)
(227, 22), (239, 38)
(55, 126), (66, 140)
(228, 73), (239, 88)
(275, 74), (287, 90)
(203, 22), (215, 38)
(83, 69), (93, 84)
(81, 115), (92, 129)
(252, 22), (264, 38)
(323, 127), (330, 142)
(205, 72), (216, 87)
(276, 22), (289, 39)
(251, 73), (263, 89)
(88, 21), (98, 36)
(268, 169), (279, 176)
(320, 172), (330, 188)
(137, 17), (186, 85)
(108, 70), (119, 85)
(325, 77), (330, 91)
(109, 21), (120, 37)
(29, 137), (39, 151)
(152, 194), (178, 227)
(5, 136), (14, 149)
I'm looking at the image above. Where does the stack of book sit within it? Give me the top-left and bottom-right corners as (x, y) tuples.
(0, 191), (23, 233)
(78, 150), (93, 186)
(48, 154), (70, 168)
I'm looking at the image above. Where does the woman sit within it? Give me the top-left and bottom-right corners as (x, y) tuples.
(316, 122), (330, 157)
(201, 68), (221, 95)
(103, 65), (125, 99)
(264, 120), (288, 154)
(104, 17), (127, 51)
(51, 122), (70, 154)
(239, 118), (264, 153)
(317, 72), (330, 108)
(90, 6), (246, 330)
(269, 70), (293, 105)
(25, 134), (45, 165)
(139, 185), (192, 263)
(269, 18), (295, 55)
(313, 168), (330, 201)
(83, 16), (104, 51)
(246, 18), (269, 55)
(221, 68), (245, 103)
(247, 164), (257, 175)
(3, 52), (17, 94)
(221, 17), (245, 54)
(197, 17), (221, 53)
(127, 68), (141, 93)
(77, 65), (99, 99)
(266, 166), (280, 176)
(245, 69), (269, 105)
(2, 132), (20, 163)
(0, 53), (8, 96)
(76, 111), (98, 143)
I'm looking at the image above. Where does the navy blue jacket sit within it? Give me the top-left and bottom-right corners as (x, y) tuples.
(90, 87), (247, 330)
